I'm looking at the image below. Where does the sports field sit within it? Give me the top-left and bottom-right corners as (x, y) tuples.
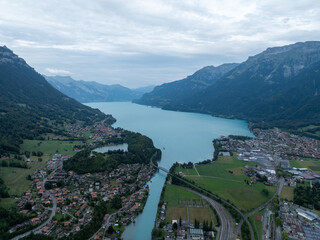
(162, 184), (217, 224)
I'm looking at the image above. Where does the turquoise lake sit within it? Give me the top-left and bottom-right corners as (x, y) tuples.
(86, 102), (253, 240)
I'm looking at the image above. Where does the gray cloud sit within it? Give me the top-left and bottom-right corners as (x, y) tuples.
(0, 0), (319, 87)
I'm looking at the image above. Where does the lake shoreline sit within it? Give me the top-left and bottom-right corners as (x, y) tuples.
(87, 101), (253, 240)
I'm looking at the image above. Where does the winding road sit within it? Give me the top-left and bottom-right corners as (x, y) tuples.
(152, 161), (254, 240)
(12, 176), (57, 240)
(181, 187), (235, 240)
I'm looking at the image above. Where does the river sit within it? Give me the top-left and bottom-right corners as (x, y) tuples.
(86, 102), (253, 240)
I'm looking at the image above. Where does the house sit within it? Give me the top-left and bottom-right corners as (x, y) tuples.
(42, 226), (50, 234)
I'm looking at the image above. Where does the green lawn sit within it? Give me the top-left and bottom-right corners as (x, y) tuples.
(21, 140), (81, 156)
(290, 160), (320, 173)
(280, 186), (294, 201)
(166, 206), (187, 222)
(1, 139), (80, 199)
(189, 207), (214, 223)
(0, 198), (17, 209)
(175, 166), (198, 176)
(184, 155), (276, 212)
(0, 155), (49, 196)
(163, 184), (216, 224)
(163, 184), (200, 207)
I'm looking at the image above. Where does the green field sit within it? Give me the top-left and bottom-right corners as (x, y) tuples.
(175, 166), (198, 176)
(163, 184), (200, 207)
(21, 140), (81, 156)
(0, 139), (81, 201)
(182, 155), (276, 212)
(0, 198), (17, 209)
(163, 184), (216, 224)
(280, 186), (294, 201)
(290, 160), (320, 173)
(0, 155), (50, 196)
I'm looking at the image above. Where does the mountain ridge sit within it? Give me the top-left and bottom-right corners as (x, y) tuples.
(0, 46), (111, 154)
(137, 41), (320, 137)
(134, 63), (239, 107)
(46, 75), (154, 103)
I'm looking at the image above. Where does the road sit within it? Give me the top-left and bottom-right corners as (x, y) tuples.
(152, 161), (255, 240)
(181, 187), (235, 240)
(12, 176), (57, 240)
(90, 212), (116, 240)
(236, 177), (285, 239)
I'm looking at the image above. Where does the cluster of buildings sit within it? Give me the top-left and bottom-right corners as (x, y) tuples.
(219, 129), (320, 239)
(10, 152), (156, 239)
(281, 202), (320, 239)
(68, 118), (121, 142)
(155, 202), (214, 239)
(46, 154), (72, 170)
(221, 129), (320, 160)
(284, 166), (320, 184)
(161, 220), (213, 240)
(244, 165), (278, 186)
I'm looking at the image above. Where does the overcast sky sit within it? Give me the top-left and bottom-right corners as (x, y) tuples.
(1, 0), (319, 88)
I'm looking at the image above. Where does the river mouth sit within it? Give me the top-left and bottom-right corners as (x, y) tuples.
(86, 102), (253, 240)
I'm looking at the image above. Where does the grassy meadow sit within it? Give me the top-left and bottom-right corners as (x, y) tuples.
(176, 154), (276, 212)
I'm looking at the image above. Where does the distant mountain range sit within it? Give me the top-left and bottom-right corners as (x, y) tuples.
(135, 63), (238, 107)
(0, 46), (109, 154)
(136, 41), (320, 138)
(45, 75), (154, 103)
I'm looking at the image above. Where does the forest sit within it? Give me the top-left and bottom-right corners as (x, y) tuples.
(294, 183), (320, 210)
(63, 130), (161, 174)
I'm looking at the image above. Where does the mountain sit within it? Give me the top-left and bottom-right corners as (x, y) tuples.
(137, 41), (320, 137)
(45, 75), (154, 103)
(0, 46), (111, 154)
(134, 63), (238, 107)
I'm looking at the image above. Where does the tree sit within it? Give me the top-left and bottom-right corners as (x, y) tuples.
(194, 219), (199, 228)
(24, 202), (32, 210)
(25, 151), (30, 158)
(57, 180), (65, 188)
(111, 196), (122, 209)
(282, 231), (289, 240)
(1, 160), (8, 167)
(262, 189), (269, 196)
(45, 181), (53, 190)
(107, 226), (114, 234)
(173, 222), (178, 230)
(275, 217), (282, 226)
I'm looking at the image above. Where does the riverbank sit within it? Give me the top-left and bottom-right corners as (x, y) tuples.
(86, 101), (253, 240)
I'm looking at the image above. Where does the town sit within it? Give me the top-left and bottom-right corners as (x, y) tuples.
(153, 129), (320, 240)
(2, 117), (161, 240)
(10, 153), (155, 239)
